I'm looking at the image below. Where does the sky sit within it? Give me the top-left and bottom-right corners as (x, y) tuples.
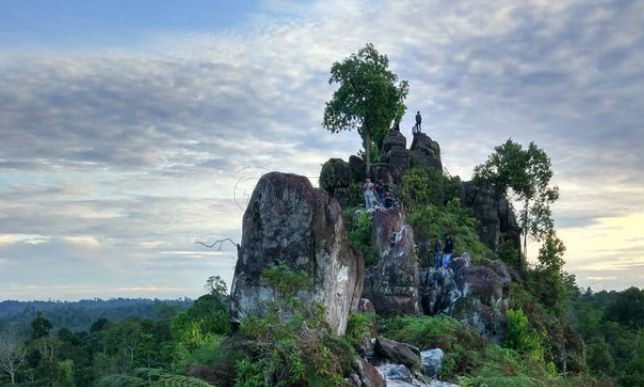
(1, 0), (643, 300)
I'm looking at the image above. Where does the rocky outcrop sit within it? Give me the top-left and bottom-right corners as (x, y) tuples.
(420, 256), (510, 342)
(320, 158), (354, 208)
(363, 206), (421, 315)
(229, 172), (364, 335)
(410, 133), (442, 171)
(380, 129), (410, 170)
(462, 181), (521, 253)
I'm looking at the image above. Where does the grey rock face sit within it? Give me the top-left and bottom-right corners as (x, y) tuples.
(363, 206), (421, 315)
(420, 348), (444, 378)
(377, 364), (426, 387)
(229, 172), (364, 335)
(380, 130), (410, 170)
(462, 181), (521, 253)
(410, 133), (442, 171)
(420, 256), (509, 342)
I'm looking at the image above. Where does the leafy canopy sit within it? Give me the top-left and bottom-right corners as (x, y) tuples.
(323, 43), (409, 154)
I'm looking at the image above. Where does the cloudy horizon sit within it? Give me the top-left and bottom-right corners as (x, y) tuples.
(1, 0), (643, 300)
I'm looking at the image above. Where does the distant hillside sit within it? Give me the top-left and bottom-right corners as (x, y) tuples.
(0, 298), (193, 333)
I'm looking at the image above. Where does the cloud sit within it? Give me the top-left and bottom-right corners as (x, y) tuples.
(0, 0), (643, 298)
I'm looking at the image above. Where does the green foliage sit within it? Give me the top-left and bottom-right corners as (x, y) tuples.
(261, 262), (312, 303)
(232, 265), (354, 386)
(346, 210), (379, 266)
(407, 199), (493, 260)
(30, 313), (53, 340)
(400, 167), (445, 209)
(504, 309), (545, 362)
(345, 312), (375, 350)
(474, 139), (559, 267)
(381, 315), (486, 377)
(204, 275), (228, 299)
(572, 288), (644, 383)
(98, 367), (214, 386)
(323, 43), (409, 165)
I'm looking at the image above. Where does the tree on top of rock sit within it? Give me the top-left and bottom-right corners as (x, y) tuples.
(323, 43), (409, 175)
(474, 139), (559, 274)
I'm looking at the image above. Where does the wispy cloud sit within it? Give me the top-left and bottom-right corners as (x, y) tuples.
(0, 0), (643, 298)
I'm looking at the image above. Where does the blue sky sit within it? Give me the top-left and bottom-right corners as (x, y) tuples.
(1, 0), (643, 300)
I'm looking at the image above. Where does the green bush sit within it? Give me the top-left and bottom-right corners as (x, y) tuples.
(505, 309), (545, 362)
(345, 312), (375, 350)
(346, 210), (379, 266)
(232, 264), (355, 386)
(407, 199), (492, 261)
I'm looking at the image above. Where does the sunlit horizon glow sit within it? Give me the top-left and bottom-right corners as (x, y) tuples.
(1, 0), (643, 300)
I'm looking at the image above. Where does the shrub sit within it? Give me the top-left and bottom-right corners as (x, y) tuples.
(407, 199), (492, 261)
(346, 210), (379, 266)
(505, 309), (545, 362)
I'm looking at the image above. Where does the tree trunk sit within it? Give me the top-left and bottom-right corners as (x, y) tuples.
(520, 200), (529, 275)
(10, 370), (15, 385)
(365, 130), (371, 178)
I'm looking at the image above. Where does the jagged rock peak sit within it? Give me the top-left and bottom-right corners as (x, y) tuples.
(229, 172), (364, 335)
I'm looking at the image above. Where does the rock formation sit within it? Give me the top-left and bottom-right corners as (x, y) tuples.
(462, 181), (521, 253)
(410, 133), (442, 171)
(380, 129), (410, 170)
(229, 172), (364, 335)
(363, 205), (421, 315)
(420, 256), (510, 342)
(319, 158), (354, 208)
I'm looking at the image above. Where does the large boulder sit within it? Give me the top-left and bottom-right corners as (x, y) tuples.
(410, 133), (442, 171)
(363, 206), (421, 315)
(349, 155), (367, 183)
(375, 337), (421, 370)
(229, 172), (364, 335)
(420, 256), (510, 342)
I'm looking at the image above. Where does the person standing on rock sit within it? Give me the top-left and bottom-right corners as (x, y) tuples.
(414, 111), (422, 134)
(442, 233), (454, 268)
(363, 178), (377, 210)
(433, 238), (442, 268)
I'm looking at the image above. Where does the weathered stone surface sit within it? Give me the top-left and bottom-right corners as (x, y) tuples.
(420, 348), (444, 378)
(420, 256), (509, 342)
(356, 358), (386, 387)
(320, 158), (353, 208)
(229, 172), (364, 335)
(462, 181), (522, 253)
(375, 337), (421, 369)
(363, 206), (421, 315)
(371, 163), (401, 186)
(358, 298), (376, 314)
(376, 364), (425, 387)
(380, 130), (410, 170)
(410, 133), (442, 171)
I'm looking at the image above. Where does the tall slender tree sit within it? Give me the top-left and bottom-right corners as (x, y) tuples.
(474, 139), (559, 273)
(323, 43), (409, 175)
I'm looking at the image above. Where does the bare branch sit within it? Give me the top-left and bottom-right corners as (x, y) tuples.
(194, 237), (239, 251)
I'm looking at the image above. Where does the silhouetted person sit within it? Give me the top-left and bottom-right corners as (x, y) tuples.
(433, 238), (442, 268)
(442, 233), (454, 268)
(414, 111), (422, 133)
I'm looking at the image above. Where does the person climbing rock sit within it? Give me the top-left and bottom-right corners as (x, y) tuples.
(413, 110), (422, 133)
(442, 233), (454, 268)
(363, 178), (377, 210)
(433, 238), (442, 268)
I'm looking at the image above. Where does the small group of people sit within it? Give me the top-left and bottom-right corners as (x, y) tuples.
(432, 233), (454, 268)
(363, 178), (396, 211)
